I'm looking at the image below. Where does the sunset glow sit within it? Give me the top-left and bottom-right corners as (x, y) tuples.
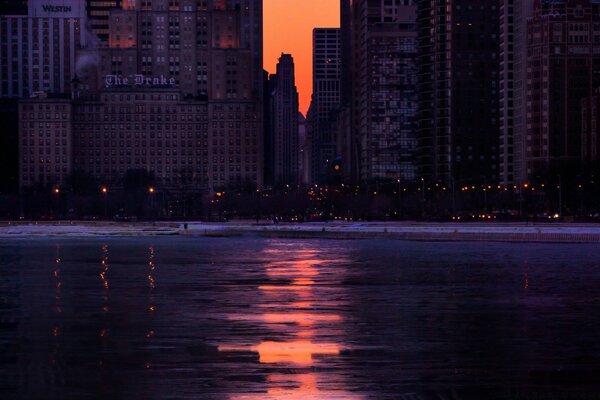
(264, 0), (340, 115)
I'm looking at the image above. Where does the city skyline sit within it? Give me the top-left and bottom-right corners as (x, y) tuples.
(263, 0), (339, 115)
(3, 3), (600, 398)
(1, 0), (600, 221)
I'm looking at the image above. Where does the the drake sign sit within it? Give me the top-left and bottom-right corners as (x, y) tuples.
(104, 74), (177, 88)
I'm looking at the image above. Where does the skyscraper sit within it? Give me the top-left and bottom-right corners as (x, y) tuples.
(269, 53), (299, 186)
(417, 0), (500, 186)
(19, 0), (265, 192)
(582, 89), (600, 173)
(499, 1), (535, 186)
(1, 0), (88, 193)
(352, 0), (418, 184)
(87, 0), (121, 43)
(337, 0), (356, 183)
(0, 0), (88, 98)
(525, 0), (600, 182)
(308, 28), (341, 184)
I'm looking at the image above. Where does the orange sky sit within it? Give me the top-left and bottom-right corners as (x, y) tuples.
(264, 0), (340, 116)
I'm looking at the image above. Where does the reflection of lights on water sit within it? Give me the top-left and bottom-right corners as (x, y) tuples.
(53, 245), (62, 313)
(148, 246), (157, 289)
(100, 245), (110, 318)
(220, 245), (361, 399)
(100, 245), (109, 290)
(148, 274), (156, 289)
(232, 373), (365, 400)
(52, 327), (60, 337)
(147, 247), (157, 345)
(220, 340), (340, 366)
(292, 278), (314, 286)
(228, 312), (341, 327)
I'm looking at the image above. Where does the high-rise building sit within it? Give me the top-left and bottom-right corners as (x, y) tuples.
(1, 0), (88, 194)
(19, 0), (265, 192)
(525, 0), (600, 182)
(337, 0), (357, 184)
(417, 0), (500, 186)
(308, 28), (341, 184)
(19, 89), (261, 190)
(499, 0), (535, 185)
(86, 0), (121, 43)
(0, 0), (88, 98)
(582, 89), (600, 173)
(19, 93), (73, 189)
(352, 0), (418, 184)
(298, 112), (309, 185)
(269, 54), (299, 186)
(84, 0), (262, 100)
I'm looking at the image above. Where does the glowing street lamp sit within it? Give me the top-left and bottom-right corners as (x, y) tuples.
(52, 187), (60, 219)
(101, 187), (108, 219)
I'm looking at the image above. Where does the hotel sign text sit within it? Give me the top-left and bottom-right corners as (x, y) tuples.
(104, 74), (177, 88)
(42, 4), (72, 12)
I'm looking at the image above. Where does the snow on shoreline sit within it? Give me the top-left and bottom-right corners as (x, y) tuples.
(2, 221), (600, 241)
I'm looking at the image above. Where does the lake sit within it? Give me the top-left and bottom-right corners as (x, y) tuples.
(1, 237), (600, 399)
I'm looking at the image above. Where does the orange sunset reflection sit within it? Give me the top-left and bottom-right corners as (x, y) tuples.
(218, 243), (363, 399)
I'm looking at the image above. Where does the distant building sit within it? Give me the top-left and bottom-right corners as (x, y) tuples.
(86, 0), (122, 43)
(308, 28), (341, 184)
(525, 0), (600, 182)
(417, 0), (500, 186)
(0, 0), (87, 98)
(19, 90), (261, 190)
(582, 89), (600, 173)
(19, 93), (73, 188)
(269, 54), (299, 186)
(81, 0), (263, 101)
(352, 0), (418, 184)
(338, 0), (357, 183)
(499, 0), (535, 185)
(17, 0), (265, 192)
(298, 112), (309, 185)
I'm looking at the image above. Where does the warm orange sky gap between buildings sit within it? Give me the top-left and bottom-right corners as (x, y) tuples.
(264, 0), (340, 116)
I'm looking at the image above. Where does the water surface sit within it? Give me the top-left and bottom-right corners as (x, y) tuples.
(1, 237), (600, 399)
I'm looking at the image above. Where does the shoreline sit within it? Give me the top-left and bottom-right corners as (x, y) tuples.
(2, 221), (600, 243)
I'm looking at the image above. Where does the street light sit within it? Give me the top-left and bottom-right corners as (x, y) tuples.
(52, 187), (60, 219)
(148, 187), (156, 219)
(101, 187), (108, 219)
